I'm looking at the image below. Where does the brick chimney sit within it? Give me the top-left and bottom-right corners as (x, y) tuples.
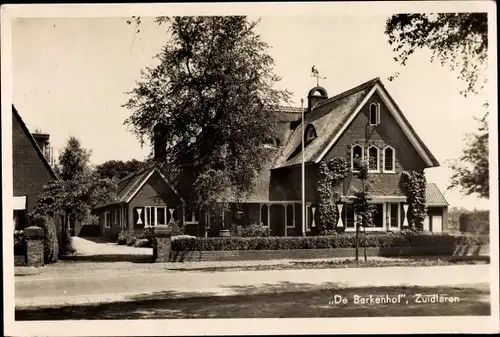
(307, 86), (328, 112)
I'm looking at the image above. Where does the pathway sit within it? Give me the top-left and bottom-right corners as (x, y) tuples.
(71, 237), (152, 256)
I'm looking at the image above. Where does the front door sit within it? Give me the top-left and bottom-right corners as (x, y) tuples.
(270, 204), (285, 236)
(432, 215), (443, 233)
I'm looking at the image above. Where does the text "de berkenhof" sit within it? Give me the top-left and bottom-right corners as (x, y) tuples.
(330, 293), (461, 305)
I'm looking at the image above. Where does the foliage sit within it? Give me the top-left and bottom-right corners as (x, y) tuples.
(166, 221), (185, 236)
(229, 223), (270, 237)
(117, 232), (130, 245)
(123, 16), (291, 210)
(317, 157), (350, 233)
(401, 171), (427, 229)
(29, 216), (59, 264)
(14, 230), (26, 255)
(385, 13), (487, 96)
(134, 238), (151, 248)
(95, 159), (146, 180)
(58, 136), (92, 181)
(171, 232), (489, 251)
(448, 111), (489, 198)
(459, 210), (489, 234)
(31, 173), (117, 220)
(126, 236), (137, 246)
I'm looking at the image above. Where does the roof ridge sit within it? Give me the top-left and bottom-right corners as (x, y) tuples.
(313, 77), (380, 110)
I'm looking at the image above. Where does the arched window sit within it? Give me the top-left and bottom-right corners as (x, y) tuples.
(351, 144), (364, 171)
(305, 124), (317, 143)
(367, 145), (380, 172)
(369, 102), (380, 126)
(383, 146), (396, 172)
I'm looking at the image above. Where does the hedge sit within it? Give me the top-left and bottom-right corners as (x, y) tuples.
(170, 232), (489, 252)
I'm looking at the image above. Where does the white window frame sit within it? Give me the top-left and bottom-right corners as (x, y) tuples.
(351, 144), (364, 171)
(383, 145), (396, 173)
(104, 212), (111, 228)
(184, 207), (199, 225)
(155, 206), (167, 226)
(367, 145), (380, 173)
(387, 203), (401, 230)
(369, 102), (380, 126)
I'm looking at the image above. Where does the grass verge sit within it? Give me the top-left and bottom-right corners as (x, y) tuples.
(16, 284), (490, 320)
(164, 257), (489, 272)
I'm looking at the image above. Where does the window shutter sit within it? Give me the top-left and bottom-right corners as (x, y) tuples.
(133, 207), (145, 226)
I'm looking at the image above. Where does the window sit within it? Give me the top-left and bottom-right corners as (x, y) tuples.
(104, 212), (111, 228)
(184, 208), (199, 224)
(286, 204), (295, 228)
(351, 144), (364, 171)
(342, 203), (355, 228)
(390, 203), (399, 228)
(114, 209), (119, 225)
(305, 125), (317, 143)
(369, 102), (380, 126)
(383, 146), (396, 172)
(367, 145), (380, 172)
(372, 204), (384, 228)
(157, 207), (167, 226)
(261, 204), (269, 227)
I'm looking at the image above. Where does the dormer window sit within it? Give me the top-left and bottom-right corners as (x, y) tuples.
(369, 102), (380, 126)
(305, 124), (317, 143)
(367, 145), (380, 172)
(351, 144), (364, 171)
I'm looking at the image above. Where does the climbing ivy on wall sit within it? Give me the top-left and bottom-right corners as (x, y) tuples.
(317, 157), (350, 233)
(401, 170), (427, 229)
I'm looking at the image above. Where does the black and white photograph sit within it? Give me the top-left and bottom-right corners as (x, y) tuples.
(2, 2), (498, 335)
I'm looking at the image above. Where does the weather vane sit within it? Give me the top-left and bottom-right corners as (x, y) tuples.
(311, 66), (326, 86)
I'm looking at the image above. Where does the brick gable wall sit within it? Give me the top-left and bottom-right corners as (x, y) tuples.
(324, 91), (427, 196)
(12, 112), (55, 213)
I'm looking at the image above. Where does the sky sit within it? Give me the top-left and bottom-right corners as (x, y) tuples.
(11, 14), (491, 210)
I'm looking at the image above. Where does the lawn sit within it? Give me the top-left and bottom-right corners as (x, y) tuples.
(165, 257), (489, 273)
(16, 284), (490, 320)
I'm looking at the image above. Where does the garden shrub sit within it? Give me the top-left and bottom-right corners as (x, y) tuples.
(229, 223), (270, 237)
(117, 232), (131, 245)
(126, 236), (137, 246)
(171, 232), (489, 252)
(459, 210), (489, 234)
(134, 238), (150, 248)
(14, 230), (26, 255)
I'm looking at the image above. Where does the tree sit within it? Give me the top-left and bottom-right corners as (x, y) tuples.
(31, 137), (116, 252)
(95, 159), (146, 180)
(350, 158), (377, 262)
(58, 136), (91, 181)
(385, 13), (487, 96)
(385, 13), (489, 199)
(123, 16), (290, 210)
(448, 110), (489, 198)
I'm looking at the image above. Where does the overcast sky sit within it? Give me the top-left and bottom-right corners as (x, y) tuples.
(11, 13), (490, 209)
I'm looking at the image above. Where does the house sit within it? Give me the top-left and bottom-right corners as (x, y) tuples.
(95, 77), (449, 238)
(12, 105), (58, 229)
(93, 167), (187, 239)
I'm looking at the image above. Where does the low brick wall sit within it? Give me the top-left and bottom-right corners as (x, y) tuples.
(169, 244), (489, 262)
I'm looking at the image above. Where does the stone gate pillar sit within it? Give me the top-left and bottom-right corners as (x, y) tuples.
(152, 225), (172, 262)
(24, 225), (44, 266)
